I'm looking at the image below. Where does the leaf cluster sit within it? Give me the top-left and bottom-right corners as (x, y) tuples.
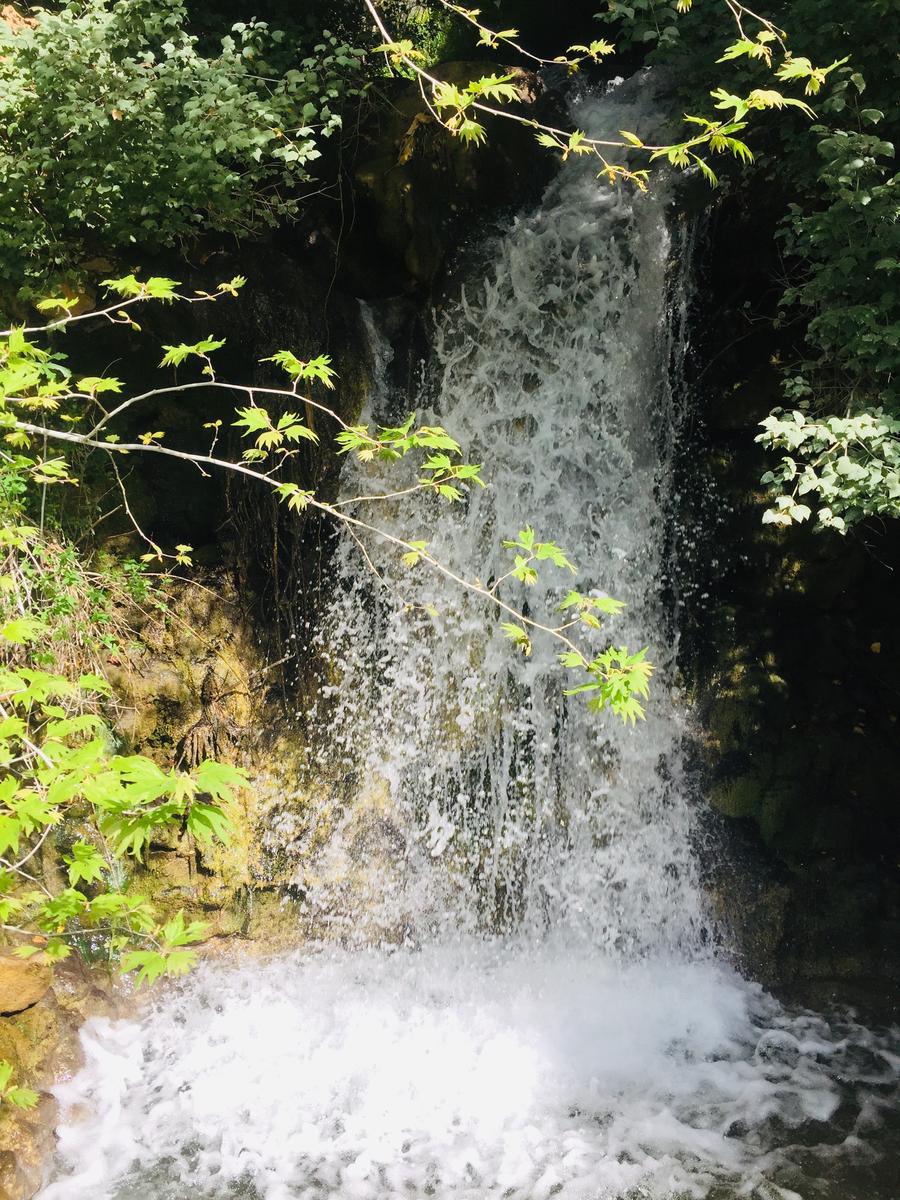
(0, 655), (244, 975)
(0, 1060), (38, 1111)
(337, 412), (485, 500)
(757, 407), (900, 532)
(562, 646), (653, 725)
(431, 71), (523, 145)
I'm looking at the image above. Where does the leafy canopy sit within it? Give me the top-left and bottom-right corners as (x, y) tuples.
(0, 0), (364, 286)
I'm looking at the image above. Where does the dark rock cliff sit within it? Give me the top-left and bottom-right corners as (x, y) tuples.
(684, 185), (900, 990)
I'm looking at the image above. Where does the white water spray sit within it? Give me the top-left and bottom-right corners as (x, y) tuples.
(288, 86), (704, 951)
(40, 85), (899, 1200)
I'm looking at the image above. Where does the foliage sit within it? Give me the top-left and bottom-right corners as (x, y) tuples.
(0, 286), (249, 992)
(0, 494), (169, 672)
(371, 0), (456, 63)
(0, 0), (365, 287)
(431, 72), (524, 146)
(119, 911), (216, 984)
(761, 99), (898, 529)
(763, 29), (898, 529)
(756, 408), (900, 532)
(0, 644), (246, 977)
(0, 520), (241, 990)
(596, 0), (698, 53)
(369, 0), (845, 188)
(779, 120), (898, 391)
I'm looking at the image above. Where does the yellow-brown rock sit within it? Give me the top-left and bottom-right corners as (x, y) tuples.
(0, 960), (50, 1017)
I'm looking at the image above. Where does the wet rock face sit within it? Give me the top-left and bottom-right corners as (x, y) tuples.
(0, 1100), (56, 1200)
(96, 573), (272, 937)
(695, 391), (900, 987)
(103, 573), (256, 765)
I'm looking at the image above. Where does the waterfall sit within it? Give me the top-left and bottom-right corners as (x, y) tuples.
(292, 86), (706, 953)
(40, 83), (899, 1200)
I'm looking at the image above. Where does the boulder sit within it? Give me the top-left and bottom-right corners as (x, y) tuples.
(0, 959), (50, 1017)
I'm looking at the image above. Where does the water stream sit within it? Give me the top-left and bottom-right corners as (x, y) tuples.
(40, 85), (899, 1200)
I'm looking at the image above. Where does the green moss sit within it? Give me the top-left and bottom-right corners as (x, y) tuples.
(710, 775), (761, 822)
(706, 696), (760, 746)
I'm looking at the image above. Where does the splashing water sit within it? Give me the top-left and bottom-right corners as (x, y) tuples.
(40, 85), (899, 1200)
(280, 86), (705, 951)
(39, 944), (900, 1200)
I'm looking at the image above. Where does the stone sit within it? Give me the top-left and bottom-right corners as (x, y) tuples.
(0, 961), (121, 1198)
(0, 5), (36, 36)
(0, 959), (50, 1017)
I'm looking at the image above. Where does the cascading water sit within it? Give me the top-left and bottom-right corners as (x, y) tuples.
(40, 84), (898, 1200)
(292, 99), (705, 953)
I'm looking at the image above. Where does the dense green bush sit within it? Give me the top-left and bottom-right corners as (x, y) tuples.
(764, 7), (899, 530)
(777, 70), (899, 407)
(0, 0), (365, 288)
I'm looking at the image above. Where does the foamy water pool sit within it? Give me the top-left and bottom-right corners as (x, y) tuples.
(39, 940), (900, 1200)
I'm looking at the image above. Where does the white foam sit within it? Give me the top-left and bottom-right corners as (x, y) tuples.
(40, 942), (899, 1199)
